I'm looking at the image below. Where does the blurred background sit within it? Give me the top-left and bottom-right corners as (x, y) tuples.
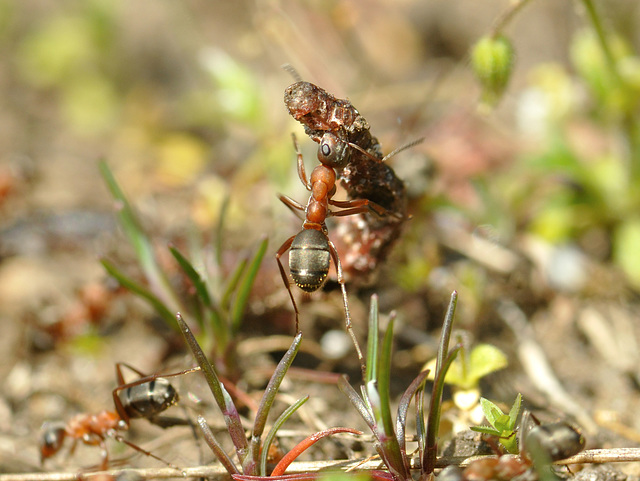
(1, 0), (640, 475)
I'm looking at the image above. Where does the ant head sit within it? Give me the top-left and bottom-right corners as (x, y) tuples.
(40, 422), (67, 462)
(317, 133), (350, 168)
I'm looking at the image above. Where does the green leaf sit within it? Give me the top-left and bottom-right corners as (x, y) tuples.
(469, 426), (501, 436)
(426, 343), (507, 390)
(467, 344), (508, 384)
(500, 429), (519, 455)
(508, 393), (522, 428)
(479, 397), (505, 427)
(494, 413), (512, 432)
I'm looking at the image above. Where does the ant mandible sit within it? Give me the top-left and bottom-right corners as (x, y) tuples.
(40, 363), (199, 471)
(276, 133), (395, 367)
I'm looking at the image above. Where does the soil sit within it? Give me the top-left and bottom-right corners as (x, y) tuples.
(1, 2), (640, 480)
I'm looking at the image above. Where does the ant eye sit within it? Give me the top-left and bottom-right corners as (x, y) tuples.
(318, 133), (349, 168)
(321, 142), (332, 158)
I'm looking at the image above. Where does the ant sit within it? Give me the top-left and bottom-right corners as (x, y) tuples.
(276, 134), (398, 368)
(40, 363), (199, 471)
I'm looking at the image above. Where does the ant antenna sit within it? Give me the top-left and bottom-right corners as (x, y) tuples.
(382, 137), (424, 162)
(345, 137), (424, 165)
(281, 64), (302, 83)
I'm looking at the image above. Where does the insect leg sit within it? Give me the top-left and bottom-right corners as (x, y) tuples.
(292, 133), (312, 190)
(328, 239), (365, 377)
(276, 235), (300, 332)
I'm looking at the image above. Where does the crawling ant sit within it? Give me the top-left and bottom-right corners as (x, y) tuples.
(447, 413), (585, 481)
(276, 134), (397, 365)
(40, 363), (199, 470)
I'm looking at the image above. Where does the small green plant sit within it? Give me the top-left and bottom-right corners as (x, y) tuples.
(340, 291), (462, 480)
(99, 161), (267, 373)
(175, 313), (361, 478)
(470, 393), (522, 454)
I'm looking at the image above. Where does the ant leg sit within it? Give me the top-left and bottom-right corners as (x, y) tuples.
(115, 362), (147, 386)
(330, 198), (404, 220)
(110, 432), (184, 473)
(98, 439), (109, 471)
(278, 194), (306, 221)
(327, 239), (365, 378)
(276, 235), (300, 332)
(292, 133), (312, 190)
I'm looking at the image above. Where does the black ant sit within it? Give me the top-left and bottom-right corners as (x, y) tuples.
(276, 134), (396, 366)
(40, 363), (199, 470)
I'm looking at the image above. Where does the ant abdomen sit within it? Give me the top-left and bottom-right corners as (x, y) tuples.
(118, 377), (179, 419)
(289, 229), (331, 292)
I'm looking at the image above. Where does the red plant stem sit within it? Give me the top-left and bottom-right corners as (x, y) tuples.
(270, 428), (362, 476)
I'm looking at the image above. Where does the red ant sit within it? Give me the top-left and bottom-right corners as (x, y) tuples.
(276, 134), (397, 367)
(40, 363), (199, 471)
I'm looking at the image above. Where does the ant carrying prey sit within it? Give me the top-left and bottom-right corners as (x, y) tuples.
(276, 134), (399, 367)
(40, 363), (199, 470)
(284, 80), (418, 279)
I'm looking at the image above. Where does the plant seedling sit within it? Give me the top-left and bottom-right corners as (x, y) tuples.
(340, 291), (462, 480)
(470, 393), (522, 454)
(175, 313), (361, 478)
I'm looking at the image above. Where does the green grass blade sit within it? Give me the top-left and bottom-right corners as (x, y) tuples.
(100, 258), (177, 329)
(436, 291), (458, 378)
(365, 294), (379, 385)
(424, 345), (461, 475)
(99, 161), (181, 313)
(169, 244), (213, 307)
(252, 332), (302, 439)
(168, 243), (226, 339)
(259, 396), (309, 476)
(231, 236), (268, 332)
(338, 376), (375, 430)
(396, 369), (430, 466)
(246, 332), (302, 474)
(215, 195), (230, 269)
(175, 313), (247, 456)
(376, 315), (409, 480)
(197, 415), (240, 475)
(221, 257), (248, 311)
(415, 381), (426, 462)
